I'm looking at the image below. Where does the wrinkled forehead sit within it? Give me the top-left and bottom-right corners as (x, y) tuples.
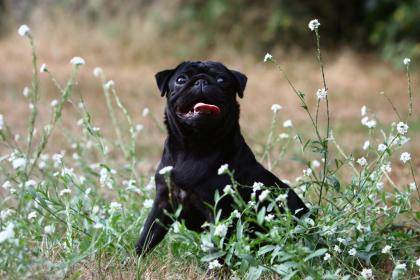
(176, 61), (229, 76)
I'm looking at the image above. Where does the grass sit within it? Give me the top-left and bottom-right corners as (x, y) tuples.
(0, 20), (419, 279)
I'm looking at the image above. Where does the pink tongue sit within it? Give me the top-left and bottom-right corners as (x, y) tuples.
(193, 102), (220, 114)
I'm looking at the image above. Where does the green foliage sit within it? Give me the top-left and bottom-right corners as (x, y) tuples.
(0, 21), (419, 279)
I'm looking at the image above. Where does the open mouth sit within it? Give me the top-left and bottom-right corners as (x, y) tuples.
(177, 102), (221, 118)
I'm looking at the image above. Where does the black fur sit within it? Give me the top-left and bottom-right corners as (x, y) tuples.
(136, 61), (309, 256)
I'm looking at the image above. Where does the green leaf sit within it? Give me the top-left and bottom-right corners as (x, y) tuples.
(257, 207), (266, 225)
(236, 220), (243, 240)
(303, 248), (328, 262)
(246, 266), (264, 280)
(257, 245), (276, 256)
(327, 175), (340, 192)
(200, 251), (226, 262)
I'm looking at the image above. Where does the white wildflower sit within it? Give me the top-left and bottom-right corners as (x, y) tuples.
(416, 257), (420, 267)
(2, 181), (11, 190)
(252, 182), (263, 192)
(283, 119), (293, 128)
(348, 248), (357, 256)
(28, 211), (37, 220)
(400, 152), (411, 163)
(70, 56), (85, 66)
(172, 221), (181, 233)
(214, 223), (228, 237)
(377, 144), (387, 152)
(403, 58), (411, 65)
(99, 168), (113, 189)
(361, 268), (373, 279)
(23, 87), (29, 97)
(159, 166), (173, 175)
(109, 201), (122, 211)
(142, 107), (150, 117)
(223, 184), (234, 195)
(40, 63), (48, 73)
(59, 188), (71, 196)
(93, 223), (104, 229)
(208, 259), (222, 270)
(0, 209), (14, 220)
(308, 19), (320, 31)
(50, 99), (59, 107)
(217, 164), (229, 175)
(265, 214), (275, 222)
(361, 105), (367, 116)
(135, 124), (144, 132)
(376, 182), (384, 190)
(231, 209), (241, 218)
(18, 25), (31, 37)
(303, 168), (312, 176)
(44, 225), (55, 235)
(362, 140), (370, 150)
(271, 103), (282, 113)
(200, 237), (214, 252)
(258, 189), (270, 202)
(381, 163), (392, 173)
(357, 157), (368, 167)
(264, 53), (273, 62)
(396, 122), (409, 135)
(311, 160), (321, 168)
(143, 199), (154, 209)
(409, 182), (417, 191)
(12, 157), (26, 169)
(323, 253), (331, 261)
(279, 133), (289, 139)
(0, 223), (15, 243)
(93, 67), (103, 77)
(334, 245), (342, 253)
(25, 180), (37, 188)
(381, 245), (391, 254)
(316, 88), (328, 100)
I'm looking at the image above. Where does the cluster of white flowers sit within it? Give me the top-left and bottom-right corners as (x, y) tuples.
(303, 168), (312, 177)
(159, 166), (173, 175)
(396, 122), (409, 135)
(44, 225), (55, 235)
(143, 199), (154, 209)
(357, 157), (368, 167)
(109, 201), (122, 212)
(308, 19), (320, 31)
(252, 182), (263, 192)
(348, 248), (357, 256)
(361, 116), (377, 128)
(360, 268), (373, 279)
(381, 163), (392, 173)
(283, 119), (293, 128)
(18, 24), (31, 37)
(381, 245), (391, 254)
(403, 57), (411, 65)
(28, 211), (37, 220)
(316, 88), (328, 100)
(400, 152), (411, 163)
(263, 53), (273, 63)
(276, 193), (288, 202)
(223, 184), (234, 195)
(0, 223), (15, 243)
(217, 164), (229, 175)
(208, 259), (222, 270)
(214, 223), (228, 237)
(271, 104), (282, 113)
(99, 167), (116, 189)
(70, 57), (85, 66)
(231, 210), (241, 218)
(200, 237), (214, 252)
(264, 214), (275, 222)
(323, 252), (331, 261)
(93, 67), (104, 77)
(377, 143), (387, 152)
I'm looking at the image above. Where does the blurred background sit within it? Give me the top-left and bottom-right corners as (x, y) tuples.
(0, 0), (419, 180)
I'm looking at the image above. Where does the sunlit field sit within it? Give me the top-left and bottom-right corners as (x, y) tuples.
(0, 13), (419, 280)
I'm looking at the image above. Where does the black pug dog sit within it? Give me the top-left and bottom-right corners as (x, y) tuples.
(136, 61), (309, 256)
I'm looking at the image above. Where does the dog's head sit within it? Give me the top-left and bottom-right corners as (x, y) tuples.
(155, 61), (247, 138)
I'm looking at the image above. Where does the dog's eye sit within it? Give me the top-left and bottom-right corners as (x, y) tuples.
(216, 77), (224, 83)
(176, 76), (187, 85)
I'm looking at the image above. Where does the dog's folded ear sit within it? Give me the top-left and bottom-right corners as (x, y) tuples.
(230, 70), (247, 98)
(155, 69), (175, 97)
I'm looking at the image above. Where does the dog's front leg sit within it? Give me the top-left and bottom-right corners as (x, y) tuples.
(135, 192), (171, 256)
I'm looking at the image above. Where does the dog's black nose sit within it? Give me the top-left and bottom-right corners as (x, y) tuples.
(194, 79), (208, 88)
